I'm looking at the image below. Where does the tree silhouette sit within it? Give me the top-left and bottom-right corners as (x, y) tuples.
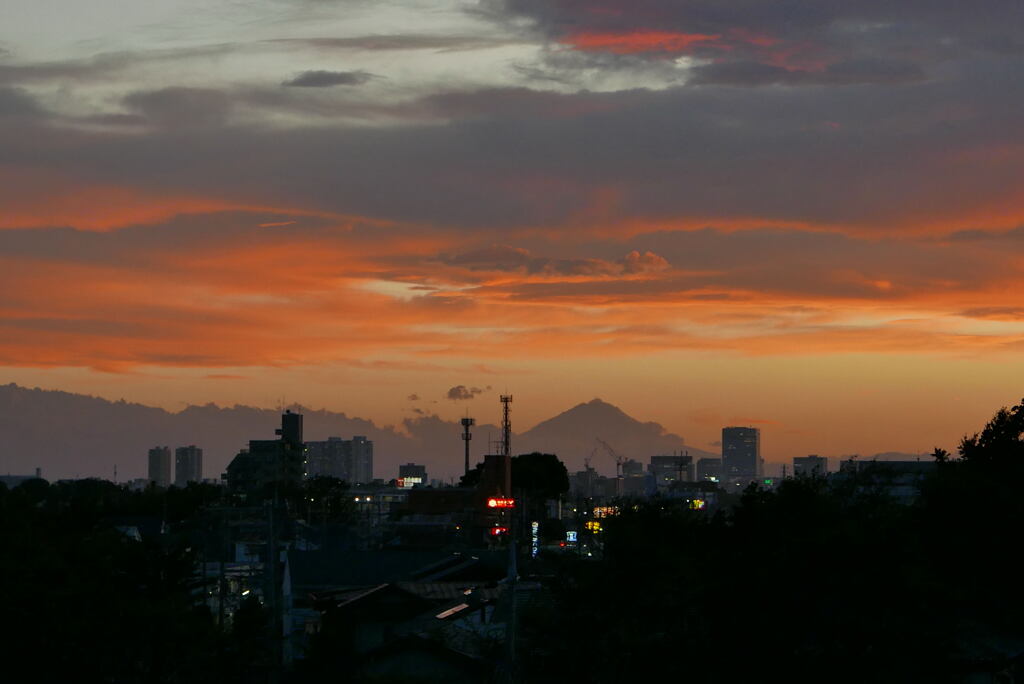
(958, 397), (1024, 466)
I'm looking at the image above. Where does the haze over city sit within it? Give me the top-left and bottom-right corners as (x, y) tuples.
(4, 1), (1024, 469)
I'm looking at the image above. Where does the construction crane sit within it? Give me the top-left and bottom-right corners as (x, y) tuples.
(596, 438), (626, 478)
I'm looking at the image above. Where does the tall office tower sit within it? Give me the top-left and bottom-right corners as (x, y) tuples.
(174, 445), (203, 487)
(722, 427), (761, 488)
(148, 446), (171, 488)
(350, 436), (373, 484)
(305, 435), (374, 483)
(793, 454), (828, 477)
(305, 437), (344, 480)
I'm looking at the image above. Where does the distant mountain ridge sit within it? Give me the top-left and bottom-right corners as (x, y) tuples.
(517, 398), (718, 467)
(0, 383), (714, 482)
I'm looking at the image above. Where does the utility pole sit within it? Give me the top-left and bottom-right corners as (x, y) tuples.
(265, 495), (281, 683)
(218, 513), (226, 629)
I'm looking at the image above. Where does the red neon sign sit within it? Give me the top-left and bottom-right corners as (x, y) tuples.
(487, 497), (515, 509)
(489, 526), (508, 536)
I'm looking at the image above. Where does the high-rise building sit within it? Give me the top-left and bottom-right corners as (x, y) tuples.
(148, 446), (171, 488)
(722, 427), (761, 488)
(350, 436), (373, 484)
(174, 445), (203, 487)
(793, 454), (827, 477)
(305, 435), (374, 484)
(225, 410), (306, 493)
(696, 457), (722, 483)
(277, 411), (303, 445)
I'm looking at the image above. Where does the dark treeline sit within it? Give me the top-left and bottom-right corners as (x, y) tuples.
(4, 402), (1024, 682)
(520, 400), (1024, 683)
(0, 477), (350, 684)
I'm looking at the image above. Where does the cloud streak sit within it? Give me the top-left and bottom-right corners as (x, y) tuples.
(282, 70), (374, 87)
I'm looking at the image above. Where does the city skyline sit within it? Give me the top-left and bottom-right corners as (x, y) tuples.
(0, 382), (945, 483)
(3, 2), (1024, 466)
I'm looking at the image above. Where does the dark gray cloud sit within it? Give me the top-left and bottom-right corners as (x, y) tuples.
(0, 46), (1021, 234)
(491, 0), (1023, 49)
(0, 45), (238, 86)
(445, 385), (489, 400)
(823, 58), (927, 85)
(948, 226), (1024, 242)
(441, 245), (668, 276)
(0, 54), (129, 85)
(123, 87), (233, 129)
(0, 87), (42, 118)
(282, 69), (374, 87)
(486, 0), (1023, 92)
(445, 244), (532, 269)
(448, 226), (1014, 303)
(690, 58), (926, 87)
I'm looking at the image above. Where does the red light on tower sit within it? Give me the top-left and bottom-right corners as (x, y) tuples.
(487, 497), (515, 509)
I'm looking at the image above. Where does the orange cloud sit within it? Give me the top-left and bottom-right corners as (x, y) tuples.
(4, 205), (1024, 375)
(562, 30), (720, 54)
(0, 168), (372, 232)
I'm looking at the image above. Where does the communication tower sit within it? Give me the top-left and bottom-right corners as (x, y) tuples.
(500, 395), (513, 459)
(461, 416), (475, 476)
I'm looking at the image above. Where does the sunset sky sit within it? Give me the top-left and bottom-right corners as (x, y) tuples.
(2, 0), (1024, 464)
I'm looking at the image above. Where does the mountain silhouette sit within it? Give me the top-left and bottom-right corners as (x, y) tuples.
(0, 384), (715, 483)
(517, 398), (717, 472)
